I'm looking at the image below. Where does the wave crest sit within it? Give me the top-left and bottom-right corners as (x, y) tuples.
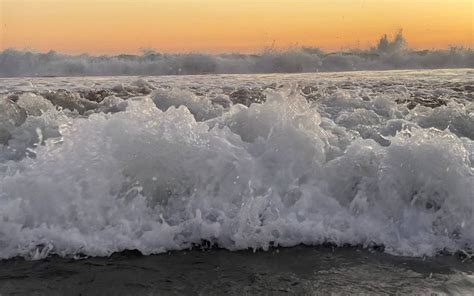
(1, 46), (473, 77)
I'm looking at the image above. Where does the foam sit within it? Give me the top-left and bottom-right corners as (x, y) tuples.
(0, 75), (472, 259)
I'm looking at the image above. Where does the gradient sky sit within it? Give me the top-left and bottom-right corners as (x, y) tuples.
(1, 0), (472, 54)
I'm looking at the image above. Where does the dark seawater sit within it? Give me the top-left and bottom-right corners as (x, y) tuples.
(0, 246), (473, 295)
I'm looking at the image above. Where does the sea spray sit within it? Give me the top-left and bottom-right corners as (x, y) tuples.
(0, 70), (472, 259)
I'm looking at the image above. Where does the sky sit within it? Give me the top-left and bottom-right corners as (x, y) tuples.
(0, 0), (472, 54)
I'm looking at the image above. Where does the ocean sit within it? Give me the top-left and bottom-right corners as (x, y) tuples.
(0, 69), (473, 294)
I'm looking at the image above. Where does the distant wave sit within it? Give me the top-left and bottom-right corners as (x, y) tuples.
(0, 47), (472, 77)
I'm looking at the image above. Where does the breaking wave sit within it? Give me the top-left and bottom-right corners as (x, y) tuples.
(0, 46), (473, 77)
(0, 70), (473, 260)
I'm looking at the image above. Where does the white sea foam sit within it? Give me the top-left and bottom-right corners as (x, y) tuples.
(0, 70), (472, 259)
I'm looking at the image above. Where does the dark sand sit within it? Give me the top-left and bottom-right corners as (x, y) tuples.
(0, 246), (473, 295)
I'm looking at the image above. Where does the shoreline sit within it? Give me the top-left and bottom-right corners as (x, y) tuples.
(0, 245), (473, 295)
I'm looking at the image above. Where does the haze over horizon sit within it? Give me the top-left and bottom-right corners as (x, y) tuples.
(1, 0), (472, 55)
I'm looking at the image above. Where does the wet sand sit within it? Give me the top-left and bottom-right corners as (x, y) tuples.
(0, 246), (472, 295)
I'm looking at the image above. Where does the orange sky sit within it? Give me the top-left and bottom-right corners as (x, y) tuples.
(0, 0), (472, 54)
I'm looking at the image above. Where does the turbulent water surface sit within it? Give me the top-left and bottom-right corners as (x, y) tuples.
(1, 48), (473, 77)
(0, 69), (473, 261)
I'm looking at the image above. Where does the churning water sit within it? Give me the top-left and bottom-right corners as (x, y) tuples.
(0, 69), (473, 260)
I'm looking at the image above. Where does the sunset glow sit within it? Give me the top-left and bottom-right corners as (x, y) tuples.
(1, 0), (473, 54)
